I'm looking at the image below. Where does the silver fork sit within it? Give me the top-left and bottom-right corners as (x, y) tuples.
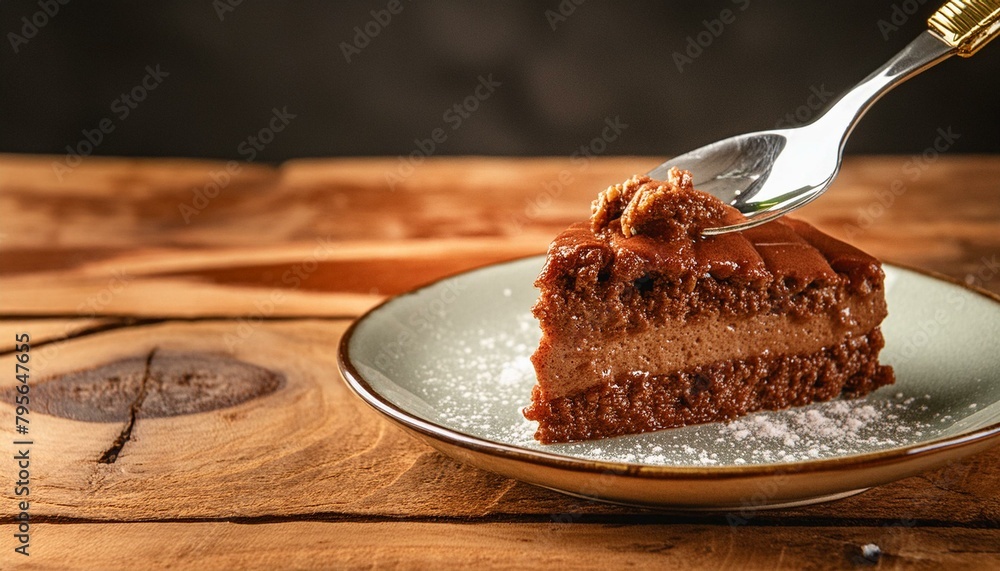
(648, 0), (1000, 235)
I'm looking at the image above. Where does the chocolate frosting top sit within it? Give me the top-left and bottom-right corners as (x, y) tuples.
(547, 169), (882, 288)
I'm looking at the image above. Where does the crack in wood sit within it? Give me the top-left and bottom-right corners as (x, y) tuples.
(916, 475), (976, 498)
(0, 315), (354, 357)
(1, 513), (998, 528)
(0, 317), (159, 357)
(0, 313), (356, 323)
(97, 348), (157, 464)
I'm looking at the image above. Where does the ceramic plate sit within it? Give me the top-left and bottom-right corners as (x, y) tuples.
(339, 256), (1000, 509)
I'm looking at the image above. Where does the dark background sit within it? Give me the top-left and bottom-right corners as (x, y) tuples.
(2, 1), (999, 162)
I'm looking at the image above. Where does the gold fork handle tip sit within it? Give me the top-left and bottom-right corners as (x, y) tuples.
(928, 0), (1000, 56)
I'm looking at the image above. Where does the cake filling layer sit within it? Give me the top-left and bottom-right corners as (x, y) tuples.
(532, 300), (886, 399)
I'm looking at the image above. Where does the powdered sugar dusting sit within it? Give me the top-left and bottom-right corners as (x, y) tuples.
(534, 391), (953, 466)
(376, 306), (965, 467)
(354, 262), (999, 468)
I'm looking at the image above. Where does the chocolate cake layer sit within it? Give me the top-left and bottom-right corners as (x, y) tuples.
(525, 329), (893, 444)
(526, 170), (895, 443)
(534, 218), (884, 325)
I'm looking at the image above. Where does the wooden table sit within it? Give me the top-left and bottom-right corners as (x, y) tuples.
(1, 154), (998, 570)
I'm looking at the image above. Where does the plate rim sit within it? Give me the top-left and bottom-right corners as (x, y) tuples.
(338, 254), (1000, 480)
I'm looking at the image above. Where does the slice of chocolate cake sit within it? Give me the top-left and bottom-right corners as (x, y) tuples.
(524, 168), (894, 443)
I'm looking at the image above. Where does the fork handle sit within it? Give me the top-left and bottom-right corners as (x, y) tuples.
(928, 0), (1000, 56)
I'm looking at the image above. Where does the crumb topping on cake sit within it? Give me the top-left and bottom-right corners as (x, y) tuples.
(591, 167), (731, 239)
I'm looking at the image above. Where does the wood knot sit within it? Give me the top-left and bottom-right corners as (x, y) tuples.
(19, 351), (284, 423)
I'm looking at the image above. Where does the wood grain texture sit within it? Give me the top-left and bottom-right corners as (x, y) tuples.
(3, 522), (998, 571)
(1, 154), (998, 568)
(2, 155), (998, 319)
(0, 320), (997, 526)
(1, 320), (531, 521)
